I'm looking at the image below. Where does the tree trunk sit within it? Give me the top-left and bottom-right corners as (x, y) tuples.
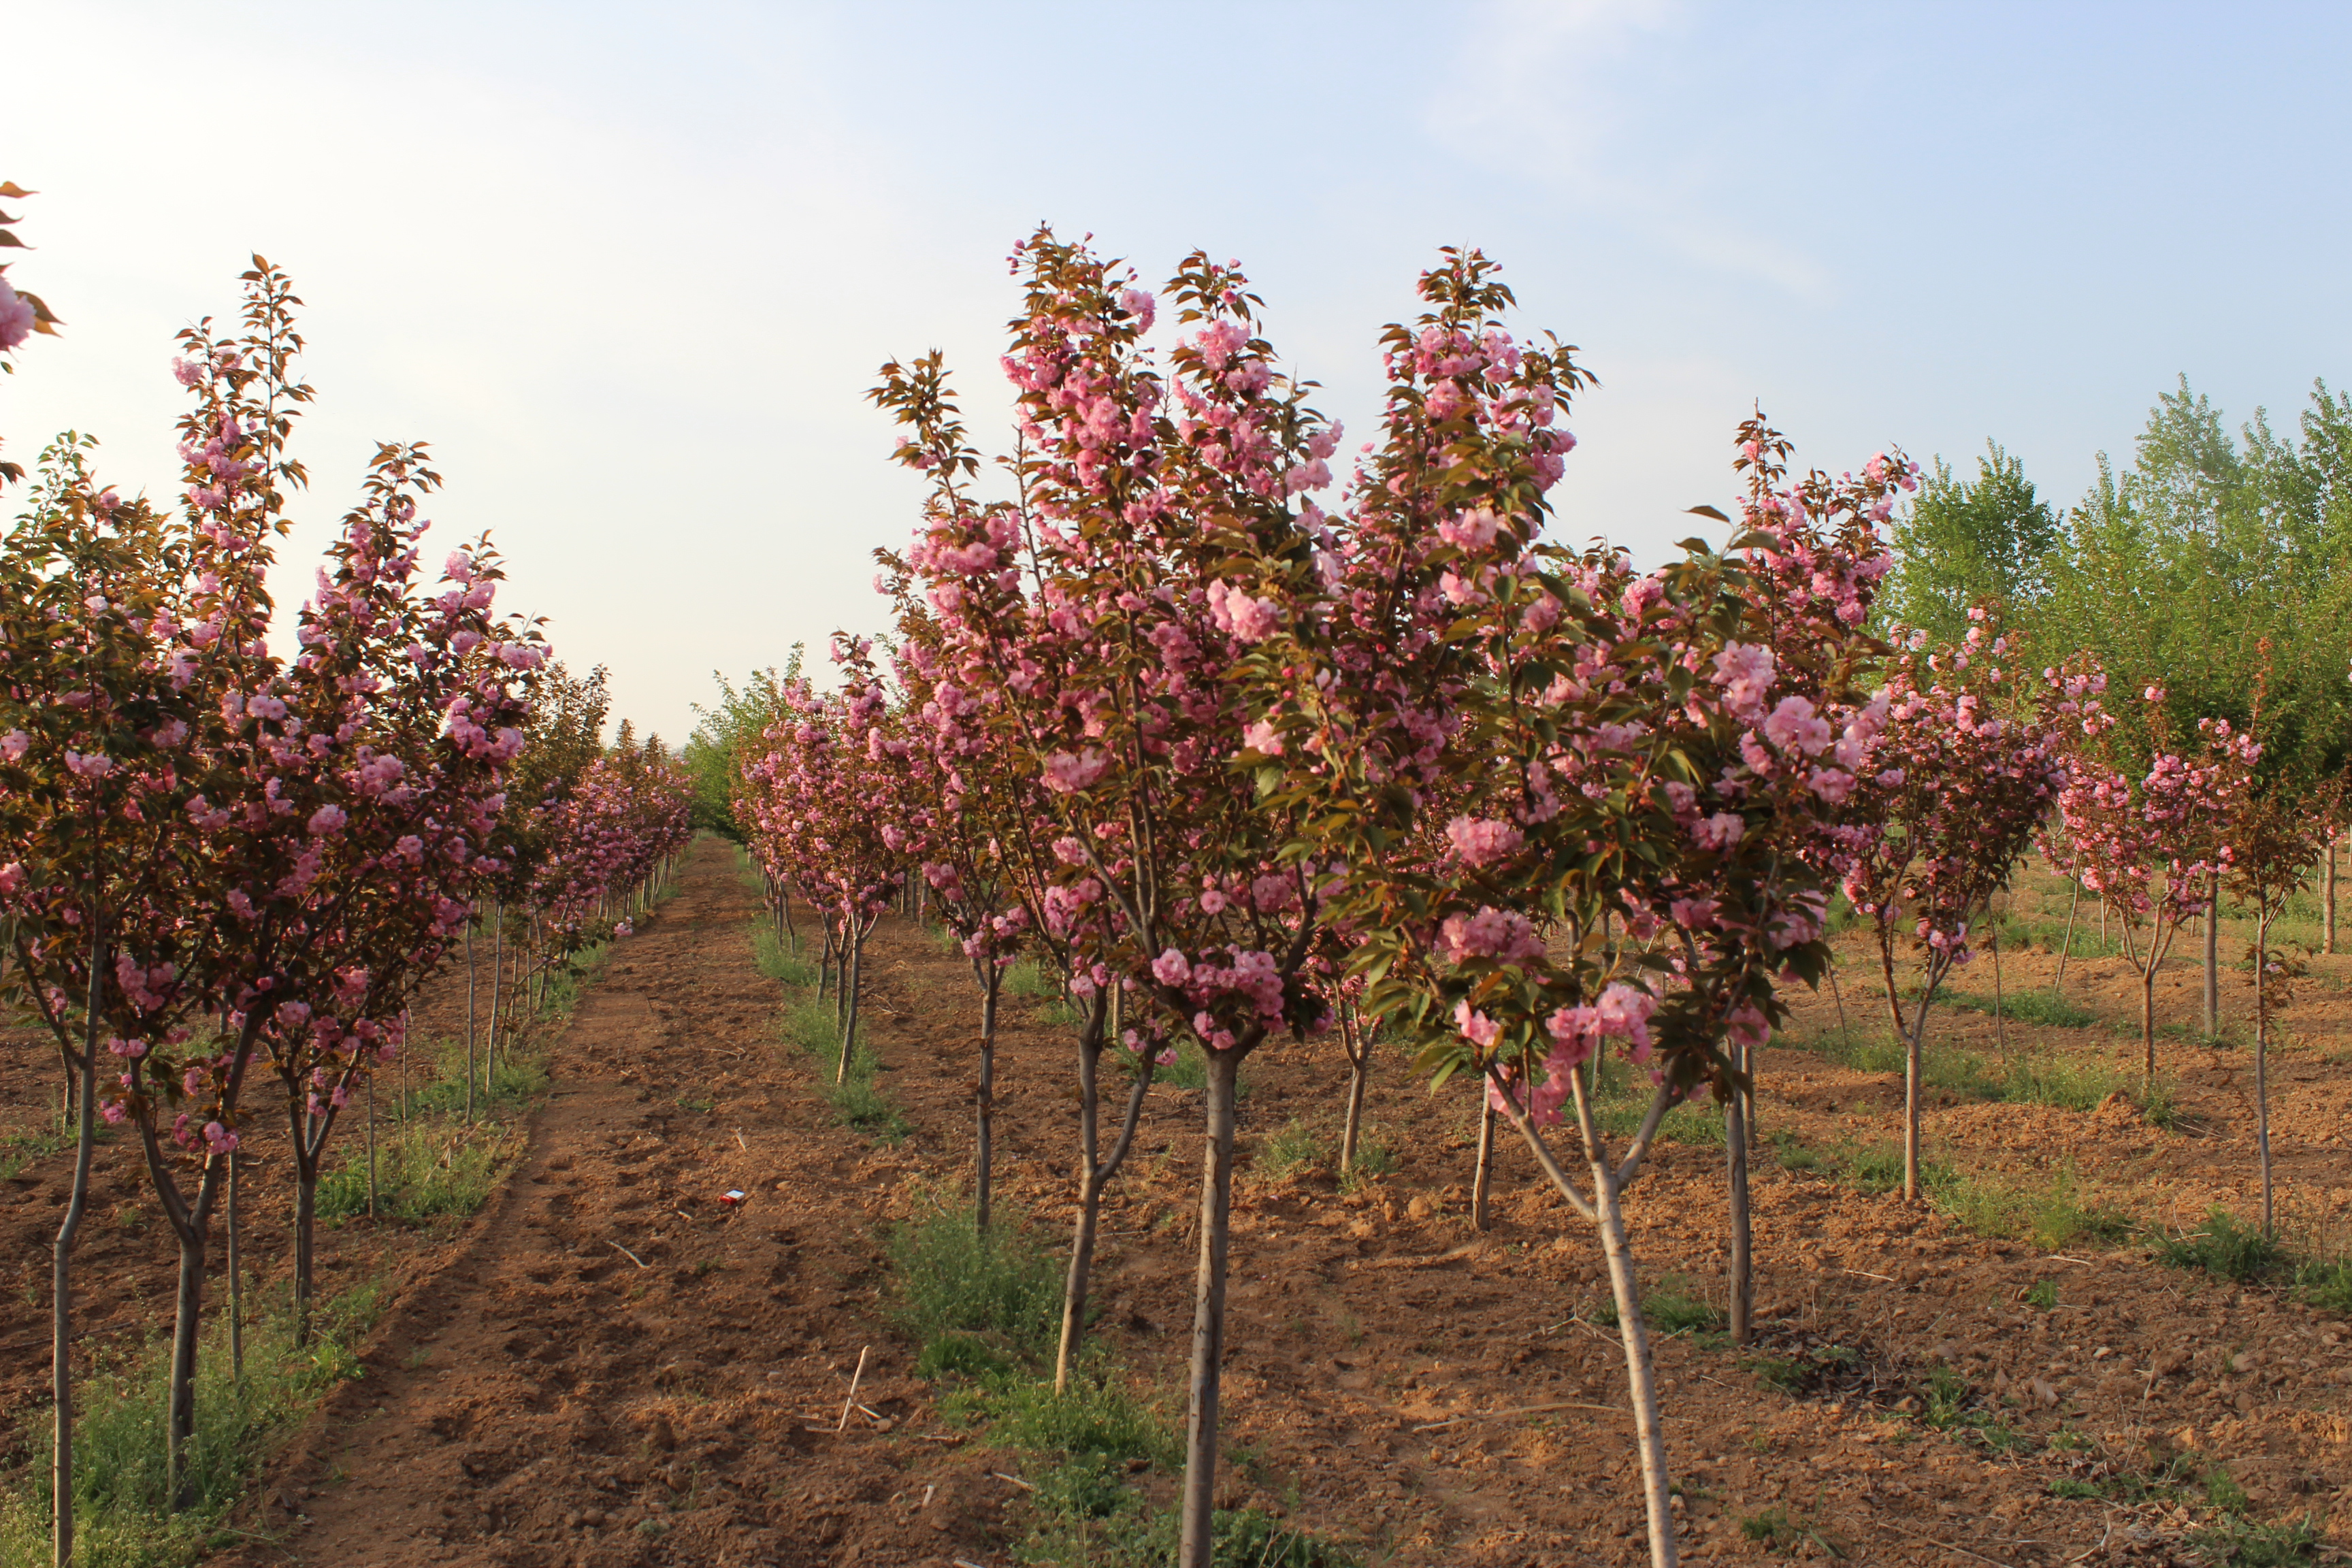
(367, 1074), (378, 1221)
(1054, 996), (1152, 1391)
(2326, 830), (2338, 956)
(1176, 1049), (1243, 1568)
(227, 1152), (244, 1382)
(1725, 1079), (1751, 1345)
(1876, 937), (1908, 1045)
(975, 966), (998, 1234)
(2203, 872), (2221, 1039)
(2056, 879), (2080, 992)
(836, 922), (865, 1086)
(2141, 964), (2158, 1086)
(1594, 1159), (1679, 1567)
(1471, 1100), (1497, 1230)
(49, 956), (102, 1568)
(464, 916), (478, 1124)
(487, 904), (506, 1088)
(1991, 925), (2008, 1062)
(2256, 915), (2274, 1238)
(1339, 1007), (1370, 1173)
(1903, 977), (1940, 1205)
(293, 1154), (320, 1348)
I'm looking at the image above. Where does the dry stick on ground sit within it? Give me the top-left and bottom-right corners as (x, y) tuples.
(836, 1347), (869, 1432)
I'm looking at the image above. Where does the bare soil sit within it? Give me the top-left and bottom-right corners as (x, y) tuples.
(6, 840), (2352, 1566)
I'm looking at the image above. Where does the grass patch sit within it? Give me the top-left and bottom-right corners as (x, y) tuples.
(2157, 1209), (2285, 1284)
(1592, 1272), (1724, 1337)
(1255, 1120), (1324, 1181)
(1940, 985), (2100, 1030)
(1816, 1142), (2134, 1250)
(893, 1192), (1063, 1367)
(1337, 1130), (1395, 1192)
(762, 956), (908, 1143)
(2187, 1512), (2326, 1565)
(316, 1119), (517, 1222)
(0, 1284), (383, 1567)
(750, 922), (819, 990)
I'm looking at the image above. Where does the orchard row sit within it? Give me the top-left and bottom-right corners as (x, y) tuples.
(722, 229), (2347, 1568)
(0, 191), (694, 1561)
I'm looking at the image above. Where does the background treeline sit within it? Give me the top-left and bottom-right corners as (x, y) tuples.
(1882, 376), (2352, 787)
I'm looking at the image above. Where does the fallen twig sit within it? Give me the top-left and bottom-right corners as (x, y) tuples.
(837, 1346), (869, 1432)
(1410, 1399), (1629, 1432)
(609, 1241), (648, 1269)
(1842, 1267), (1895, 1283)
(1872, 1514), (2013, 1566)
(1352, 1241), (1484, 1272)
(989, 1470), (1036, 1491)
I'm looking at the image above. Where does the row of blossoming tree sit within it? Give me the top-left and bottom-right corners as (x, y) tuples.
(732, 229), (2341, 1568)
(0, 189), (688, 1564)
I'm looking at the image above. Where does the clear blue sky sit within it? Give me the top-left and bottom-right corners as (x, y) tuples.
(5, 1), (2347, 745)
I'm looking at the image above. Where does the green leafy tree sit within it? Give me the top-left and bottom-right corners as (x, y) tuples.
(1882, 440), (2059, 644)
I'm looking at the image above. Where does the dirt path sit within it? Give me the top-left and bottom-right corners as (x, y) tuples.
(224, 836), (987, 1568)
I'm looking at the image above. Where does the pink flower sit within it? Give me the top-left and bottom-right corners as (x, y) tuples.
(1709, 642), (1776, 717)
(1, 729), (28, 762)
(1152, 948), (1192, 987)
(1437, 508), (1501, 550)
(1042, 749), (1107, 794)
(63, 751), (114, 779)
(1668, 896), (1718, 930)
(1445, 815), (1524, 868)
(1436, 907), (1546, 964)
(1690, 812), (1745, 851)
(0, 862), (23, 896)
(307, 804), (348, 835)
(1120, 288), (1157, 331)
(1763, 696), (1831, 757)
(1453, 1000), (1501, 1049)
(1207, 580), (1281, 642)
(1806, 766), (1855, 804)
(0, 280), (33, 351)
(1242, 719), (1284, 756)
(1593, 982), (1656, 1057)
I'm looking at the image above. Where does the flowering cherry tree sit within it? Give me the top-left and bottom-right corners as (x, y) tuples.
(1225, 246), (1909, 1563)
(2046, 672), (2260, 1083)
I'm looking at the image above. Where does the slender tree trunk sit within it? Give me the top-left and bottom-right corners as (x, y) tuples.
(487, 904), (506, 1089)
(836, 922), (865, 1086)
(292, 1156), (318, 1348)
(2142, 964), (2158, 1085)
(1339, 1004), (1370, 1172)
(464, 917), (478, 1124)
(1826, 958), (1850, 1039)
(2056, 879), (2080, 991)
(1055, 1013), (1107, 1393)
(367, 1074), (379, 1221)
(1176, 1049), (1243, 1568)
(1991, 925), (2008, 1062)
(2256, 914), (2274, 1238)
(1903, 975), (1940, 1205)
(227, 1152), (244, 1382)
(1054, 997), (1151, 1390)
(1471, 1100), (1497, 1230)
(1725, 1079), (1751, 1345)
(2203, 873), (2221, 1040)
(1593, 1161), (1678, 1568)
(975, 966), (998, 1234)
(50, 951), (103, 1568)
(1876, 937), (1908, 1045)
(158, 1147), (231, 1509)
(2325, 830), (2338, 956)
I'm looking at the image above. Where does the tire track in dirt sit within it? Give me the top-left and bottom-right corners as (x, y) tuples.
(225, 836), (1000, 1568)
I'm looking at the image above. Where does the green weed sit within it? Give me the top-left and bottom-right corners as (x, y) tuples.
(1940, 986), (2099, 1030)
(2187, 1512), (2325, 1565)
(1255, 1120), (1325, 1181)
(893, 1194), (1063, 1367)
(0, 1284), (383, 1567)
(2156, 1209), (2283, 1284)
(315, 1120), (514, 1222)
(1592, 1273), (1723, 1337)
